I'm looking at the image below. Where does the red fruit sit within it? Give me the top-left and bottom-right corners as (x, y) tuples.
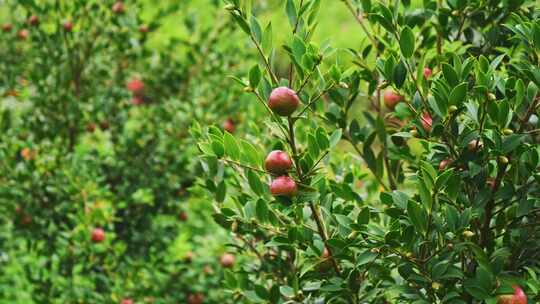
(187, 293), (204, 304)
(179, 211), (188, 222)
(21, 214), (32, 226)
(91, 228), (105, 243)
(383, 90), (403, 110)
(2, 23), (12, 32)
(63, 21), (73, 32)
(127, 79), (145, 95)
(120, 299), (134, 304)
(270, 176), (297, 197)
(138, 25), (149, 33)
(423, 67), (432, 79)
(222, 118), (235, 133)
(264, 150), (293, 174)
(497, 285), (527, 304)
(131, 96), (144, 106)
(99, 121), (110, 130)
(220, 253), (235, 268)
(112, 2), (125, 14)
(438, 159), (452, 171)
(28, 15), (39, 26)
(17, 29), (29, 40)
(421, 112), (432, 133)
(86, 123), (96, 133)
(268, 87), (300, 116)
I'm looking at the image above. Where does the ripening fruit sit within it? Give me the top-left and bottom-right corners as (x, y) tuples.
(17, 29), (29, 40)
(220, 253), (235, 268)
(63, 21), (73, 32)
(439, 159), (452, 171)
(131, 96), (144, 106)
(468, 139), (483, 152)
(28, 15), (39, 26)
(2, 23), (12, 32)
(222, 118), (235, 133)
(139, 25), (149, 33)
(86, 123), (96, 133)
(127, 78), (145, 95)
(21, 148), (36, 161)
(120, 298), (134, 304)
(383, 90), (403, 110)
(185, 251), (193, 263)
(270, 176), (298, 197)
(268, 87), (300, 116)
(264, 150), (293, 175)
(21, 214), (32, 226)
(423, 67), (432, 79)
(179, 211), (188, 222)
(99, 121), (110, 130)
(112, 2), (125, 14)
(91, 228), (105, 243)
(187, 293), (204, 304)
(319, 247), (333, 272)
(421, 112), (433, 133)
(497, 285), (527, 304)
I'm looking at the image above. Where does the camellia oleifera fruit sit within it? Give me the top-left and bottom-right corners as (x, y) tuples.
(187, 293), (204, 304)
(268, 87), (300, 116)
(383, 90), (403, 110)
(264, 150), (292, 175)
(222, 118), (235, 133)
(220, 253), (235, 268)
(270, 176), (297, 197)
(91, 228), (105, 243)
(127, 78), (145, 95)
(120, 298), (134, 304)
(421, 112), (433, 133)
(112, 1), (125, 14)
(423, 67), (432, 79)
(497, 285), (527, 304)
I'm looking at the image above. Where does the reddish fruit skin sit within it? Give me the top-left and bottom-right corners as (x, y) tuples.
(268, 87), (300, 116)
(87, 123), (96, 133)
(91, 228), (105, 243)
(2, 23), (12, 32)
(423, 67), (432, 79)
(438, 159), (452, 171)
(28, 15), (39, 26)
(421, 112), (433, 133)
(383, 90), (403, 110)
(63, 21), (73, 32)
(497, 285), (527, 304)
(270, 176), (297, 197)
(220, 253), (235, 268)
(265, 150), (293, 174)
(127, 79), (145, 95)
(131, 96), (144, 106)
(139, 25), (149, 33)
(187, 293), (204, 304)
(112, 2), (125, 14)
(120, 299), (134, 304)
(178, 211), (188, 222)
(17, 29), (29, 40)
(222, 118), (235, 133)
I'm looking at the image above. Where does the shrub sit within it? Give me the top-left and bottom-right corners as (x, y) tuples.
(197, 0), (540, 303)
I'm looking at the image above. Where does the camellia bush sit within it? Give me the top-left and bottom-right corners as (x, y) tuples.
(196, 0), (540, 303)
(0, 0), (252, 303)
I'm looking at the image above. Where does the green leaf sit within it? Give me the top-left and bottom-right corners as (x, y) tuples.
(255, 199), (268, 222)
(399, 26), (415, 58)
(392, 61), (407, 88)
(216, 181), (227, 202)
(250, 16), (262, 43)
(224, 132), (240, 160)
(262, 22), (273, 52)
(442, 63), (459, 87)
(407, 200), (427, 233)
(448, 82), (467, 106)
(247, 170), (264, 196)
(329, 129), (342, 148)
(249, 65), (261, 88)
(286, 0), (297, 26)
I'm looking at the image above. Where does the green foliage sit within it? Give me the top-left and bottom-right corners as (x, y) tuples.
(196, 0), (540, 303)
